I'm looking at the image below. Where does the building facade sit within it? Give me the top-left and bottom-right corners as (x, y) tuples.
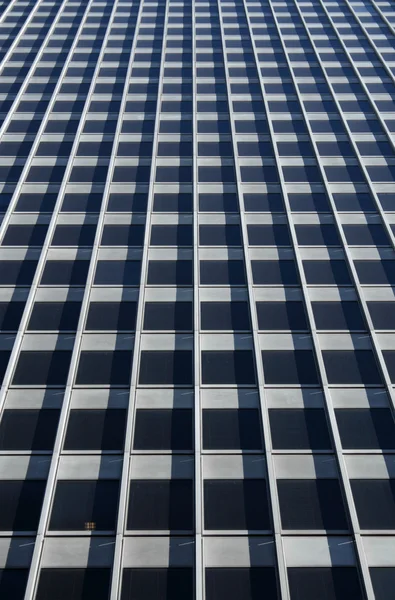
(0, 0), (395, 597)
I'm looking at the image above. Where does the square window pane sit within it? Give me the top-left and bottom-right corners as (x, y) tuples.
(121, 568), (194, 600)
(0, 409), (60, 451)
(75, 351), (133, 385)
(368, 302), (395, 329)
(0, 569), (29, 600)
(278, 479), (348, 530)
(49, 480), (119, 531)
(335, 408), (395, 450)
(351, 479), (395, 529)
(139, 351), (193, 385)
(252, 260), (299, 285)
(86, 302), (137, 331)
(127, 480), (194, 530)
(323, 350), (383, 385)
(64, 409), (127, 451)
(12, 351), (72, 386)
(143, 302), (193, 331)
(36, 569), (111, 600)
(201, 302), (251, 330)
(269, 409), (332, 450)
(204, 479), (271, 530)
(147, 260), (193, 285)
(205, 568), (279, 600)
(94, 261), (141, 286)
(0, 480), (46, 531)
(202, 351), (256, 385)
(203, 409), (263, 450)
(370, 568), (395, 600)
(262, 351), (320, 385)
(133, 409), (193, 450)
(287, 568), (364, 600)
(200, 261), (246, 285)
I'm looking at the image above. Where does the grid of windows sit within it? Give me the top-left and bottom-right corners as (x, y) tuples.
(0, 0), (395, 597)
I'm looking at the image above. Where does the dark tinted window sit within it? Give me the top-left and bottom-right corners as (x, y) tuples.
(278, 479), (348, 530)
(121, 568), (194, 600)
(139, 351), (193, 385)
(204, 479), (271, 530)
(86, 302), (137, 331)
(127, 480), (194, 530)
(3, 224), (48, 246)
(312, 302), (365, 330)
(335, 408), (395, 450)
(49, 480), (119, 531)
(101, 225), (145, 247)
(368, 302), (395, 329)
(303, 260), (352, 285)
(0, 409), (60, 451)
(41, 261), (89, 286)
(203, 409), (263, 450)
(201, 302), (251, 330)
(28, 302), (82, 331)
(150, 225), (193, 246)
(133, 409), (193, 450)
(247, 225), (290, 246)
(295, 225), (340, 246)
(382, 351), (395, 383)
(0, 569), (29, 600)
(256, 302), (308, 330)
(147, 261), (193, 285)
(64, 409), (127, 451)
(200, 261), (246, 285)
(370, 568), (395, 600)
(0, 480), (46, 530)
(355, 260), (395, 285)
(0, 261), (37, 285)
(288, 567), (364, 600)
(200, 225), (242, 246)
(75, 351), (133, 385)
(269, 409), (332, 450)
(262, 351), (320, 385)
(12, 351), (72, 385)
(0, 302), (25, 331)
(343, 225), (390, 246)
(35, 569), (111, 600)
(202, 351), (256, 384)
(94, 261), (141, 286)
(252, 260), (299, 285)
(143, 302), (193, 331)
(52, 225), (96, 247)
(205, 568), (279, 600)
(323, 350), (383, 385)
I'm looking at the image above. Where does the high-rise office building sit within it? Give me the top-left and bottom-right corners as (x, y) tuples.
(0, 0), (395, 598)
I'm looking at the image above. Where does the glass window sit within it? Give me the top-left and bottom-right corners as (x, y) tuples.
(86, 302), (137, 331)
(200, 261), (246, 285)
(204, 479), (270, 530)
(41, 261), (89, 286)
(127, 480), (194, 530)
(312, 302), (365, 330)
(121, 569), (194, 600)
(335, 408), (395, 450)
(256, 302), (307, 330)
(100, 225), (145, 247)
(64, 409), (127, 451)
(143, 302), (193, 331)
(269, 409), (332, 450)
(247, 225), (291, 246)
(343, 224), (390, 246)
(138, 351), (193, 385)
(199, 225), (242, 246)
(36, 569), (111, 600)
(295, 225), (340, 246)
(147, 260), (193, 285)
(12, 351), (72, 386)
(278, 479), (348, 530)
(28, 302), (82, 331)
(201, 351), (256, 385)
(287, 568), (364, 600)
(205, 568), (278, 600)
(0, 480), (46, 531)
(49, 480), (119, 531)
(2, 224), (48, 246)
(303, 260), (352, 285)
(94, 261), (141, 286)
(0, 302), (25, 331)
(262, 351), (320, 385)
(370, 568), (395, 600)
(252, 261), (299, 285)
(52, 225), (96, 247)
(133, 409), (193, 450)
(0, 569), (29, 600)
(199, 193), (239, 213)
(203, 409), (263, 450)
(150, 225), (193, 246)
(351, 480), (395, 529)
(0, 409), (60, 451)
(0, 260), (37, 286)
(323, 350), (383, 385)
(368, 302), (395, 329)
(355, 260), (395, 285)
(75, 351), (133, 385)
(201, 302), (250, 330)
